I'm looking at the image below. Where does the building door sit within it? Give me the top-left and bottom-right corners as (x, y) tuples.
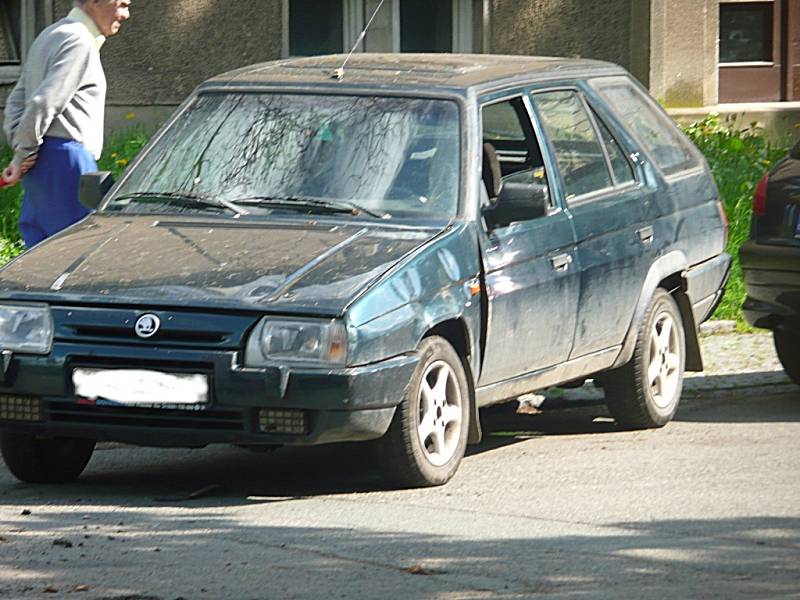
(719, 0), (799, 102)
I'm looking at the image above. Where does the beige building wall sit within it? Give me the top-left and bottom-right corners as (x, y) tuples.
(490, 0), (651, 86)
(649, 0), (718, 107)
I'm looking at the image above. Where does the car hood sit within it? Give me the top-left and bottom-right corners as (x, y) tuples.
(0, 215), (445, 314)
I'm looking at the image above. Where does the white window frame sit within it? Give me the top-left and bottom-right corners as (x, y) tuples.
(0, 0), (53, 83)
(282, 0), (363, 58)
(451, 0), (473, 53)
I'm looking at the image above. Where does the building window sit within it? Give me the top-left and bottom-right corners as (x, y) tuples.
(0, 0), (52, 81)
(285, 0), (363, 57)
(283, 0), (474, 57)
(400, 0), (452, 52)
(720, 2), (774, 63)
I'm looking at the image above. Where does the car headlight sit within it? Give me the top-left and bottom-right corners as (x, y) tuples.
(245, 317), (347, 367)
(0, 303), (53, 355)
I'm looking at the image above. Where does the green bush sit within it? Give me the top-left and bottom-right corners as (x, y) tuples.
(0, 119), (791, 326)
(681, 115), (790, 326)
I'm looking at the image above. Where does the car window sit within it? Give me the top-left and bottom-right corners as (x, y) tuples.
(533, 90), (612, 201)
(589, 76), (700, 175)
(483, 101), (526, 142)
(480, 96), (550, 220)
(481, 96), (547, 183)
(109, 93), (461, 218)
(592, 110), (636, 186)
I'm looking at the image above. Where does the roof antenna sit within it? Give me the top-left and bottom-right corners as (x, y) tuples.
(332, 0), (387, 80)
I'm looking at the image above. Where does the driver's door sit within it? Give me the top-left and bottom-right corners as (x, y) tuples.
(478, 93), (580, 386)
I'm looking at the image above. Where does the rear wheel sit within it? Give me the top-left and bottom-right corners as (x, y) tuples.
(377, 336), (470, 487)
(604, 289), (686, 429)
(774, 329), (800, 385)
(1, 433), (95, 483)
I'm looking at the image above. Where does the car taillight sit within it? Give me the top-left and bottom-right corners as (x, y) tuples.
(753, 173), (768, 217)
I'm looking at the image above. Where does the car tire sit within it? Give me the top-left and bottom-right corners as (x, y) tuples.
(774, 329), (800, 385)
(604, 289), (686, 429)
(377, 336), (470, 488)
(0, 433), (95, 483)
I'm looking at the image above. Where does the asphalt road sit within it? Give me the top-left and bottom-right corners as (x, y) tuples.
(0, 357), (798, 599)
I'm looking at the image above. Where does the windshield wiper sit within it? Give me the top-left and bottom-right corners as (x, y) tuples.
(231, 196), (389, 219)
(110, 191), (249, 216)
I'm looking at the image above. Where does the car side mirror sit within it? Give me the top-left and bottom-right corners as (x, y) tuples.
(790, 140), (800, 160)
(79, 171), (114, 210)
(483, 182), (549, 229)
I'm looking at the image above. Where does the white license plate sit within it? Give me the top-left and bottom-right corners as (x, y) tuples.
(72, 368), (209, 406)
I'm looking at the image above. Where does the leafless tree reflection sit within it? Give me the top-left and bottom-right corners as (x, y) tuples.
(114, 93), (461, 217)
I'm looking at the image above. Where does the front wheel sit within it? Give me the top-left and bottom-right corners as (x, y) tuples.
(1, 433), (95, 483)
(377, 336), (470, 487)
(604, 289), (686, 429)
(774, 329), (800, 385)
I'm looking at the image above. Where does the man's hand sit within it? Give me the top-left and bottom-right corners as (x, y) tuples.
(2, 161), (23, 186)
(1, 154), (37, 186)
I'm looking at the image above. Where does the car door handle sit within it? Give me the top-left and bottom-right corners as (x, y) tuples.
(637, 226), (654, 245)
(551, 253), (573, 272)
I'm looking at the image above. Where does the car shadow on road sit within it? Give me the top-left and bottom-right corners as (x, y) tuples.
(0, 509), (798, 599)
(0, 374), (795, 503)
(0, 403), (625, 505)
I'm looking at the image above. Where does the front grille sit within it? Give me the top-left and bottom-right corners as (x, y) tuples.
(47, 402), (246, 431)
(67, 325), (228, 345)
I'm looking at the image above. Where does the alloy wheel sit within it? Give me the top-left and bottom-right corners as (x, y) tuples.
(647, 311), (681, 409)
(416, 360), (463, 467)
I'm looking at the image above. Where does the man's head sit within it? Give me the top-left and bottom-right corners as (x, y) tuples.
(75, 0), (131, 37)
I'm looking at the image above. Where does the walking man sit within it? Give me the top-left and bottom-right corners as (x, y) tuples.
(2, 0), (131, 247)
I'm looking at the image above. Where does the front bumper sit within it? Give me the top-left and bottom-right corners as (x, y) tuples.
(740, 240), (800, 331)
(0, 342), (418, 447)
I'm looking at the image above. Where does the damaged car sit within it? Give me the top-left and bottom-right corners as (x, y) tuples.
(0, 54), (730, 487)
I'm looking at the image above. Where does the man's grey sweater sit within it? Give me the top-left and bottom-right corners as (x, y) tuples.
(3, 10), (106, 162)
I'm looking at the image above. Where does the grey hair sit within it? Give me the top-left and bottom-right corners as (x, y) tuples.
(73, 0), (89, 5)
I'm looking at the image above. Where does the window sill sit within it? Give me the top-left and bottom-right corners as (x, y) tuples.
(719, 61), (776, 68)
(0, 65), (21, 84)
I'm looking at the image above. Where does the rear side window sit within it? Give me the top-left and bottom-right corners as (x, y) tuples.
(533, 90), (612, 200)
(590, 77), (700, 175)
(593, 111), (635, 186)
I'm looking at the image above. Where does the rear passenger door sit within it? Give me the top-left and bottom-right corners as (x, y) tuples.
(531, 87), (656, 359)
(477, 93), (580, 385)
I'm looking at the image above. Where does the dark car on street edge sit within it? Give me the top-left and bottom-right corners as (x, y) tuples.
(740, 140), (800, 385)
(0, 54), (731, 487)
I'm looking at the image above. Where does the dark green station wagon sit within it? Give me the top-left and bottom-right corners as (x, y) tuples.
(0, 54), (730, 487)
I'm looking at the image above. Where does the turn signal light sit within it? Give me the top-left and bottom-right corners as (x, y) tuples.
(0, 395), (42, 422)
(258, 409), (307, 435)
(753, 173), (769, 217)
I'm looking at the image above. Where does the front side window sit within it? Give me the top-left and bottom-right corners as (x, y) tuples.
(110, 93), (461, 219)
(533, 90), (612, 200)
(590, 77), (700, 175)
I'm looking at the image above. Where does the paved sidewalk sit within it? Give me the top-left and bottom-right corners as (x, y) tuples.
(532, 331), (794, 406)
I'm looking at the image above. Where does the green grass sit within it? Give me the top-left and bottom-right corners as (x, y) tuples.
(0, 119), (789, 325)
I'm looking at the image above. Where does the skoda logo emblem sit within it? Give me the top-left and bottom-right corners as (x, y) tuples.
(134, 314), (160, 339)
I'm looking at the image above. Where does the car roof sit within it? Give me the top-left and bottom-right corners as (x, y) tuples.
(200, 53), (627, 95)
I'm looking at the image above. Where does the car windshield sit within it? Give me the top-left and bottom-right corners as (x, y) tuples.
(108, 92), (461, 218)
